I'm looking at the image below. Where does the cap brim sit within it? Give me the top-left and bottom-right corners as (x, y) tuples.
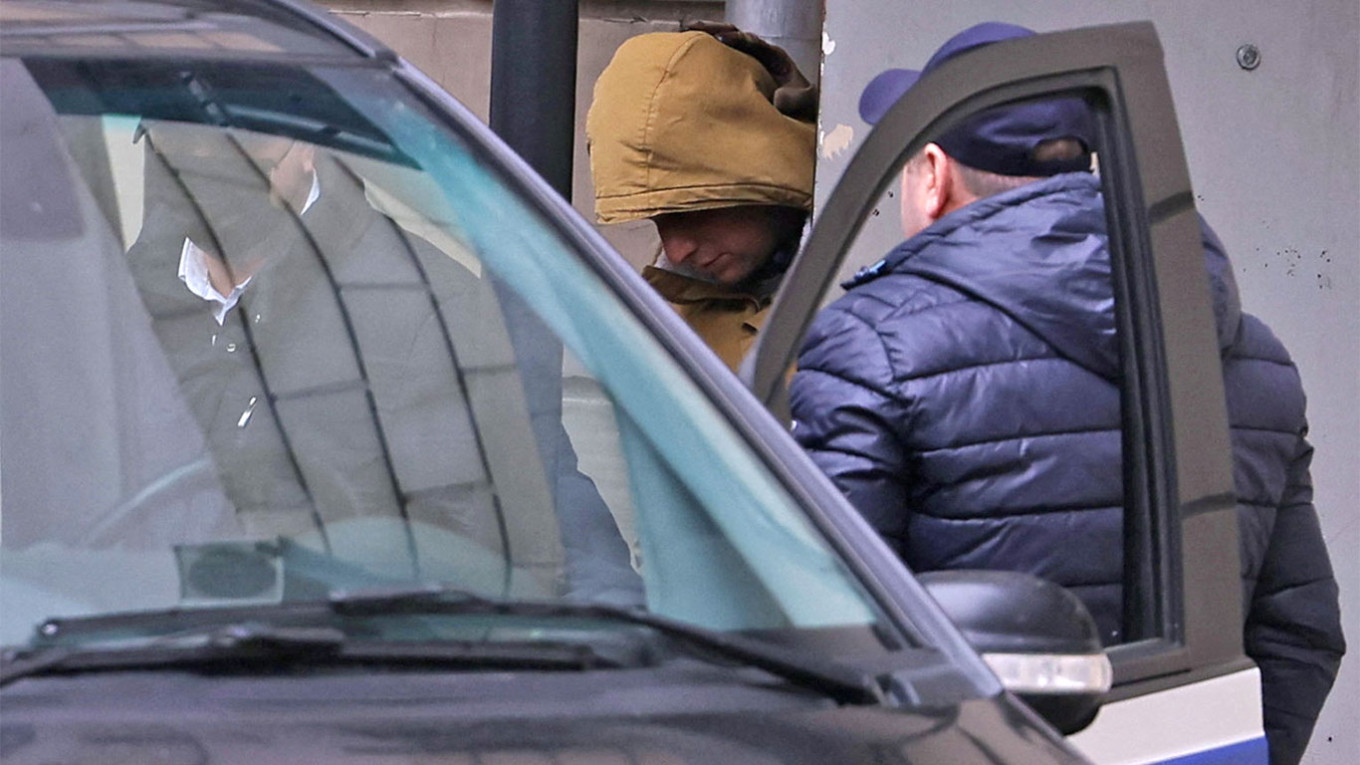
(858, 68), (920, 125)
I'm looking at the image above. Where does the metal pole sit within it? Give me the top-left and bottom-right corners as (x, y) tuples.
(490, 0), (579, 201)
(726, 0), (824, 86)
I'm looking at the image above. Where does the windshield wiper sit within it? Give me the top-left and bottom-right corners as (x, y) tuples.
(0, 623), (341, 685)
(325, 587), (885, 705)
(0, 618), (619, 687)
(5, 587), (884, 704)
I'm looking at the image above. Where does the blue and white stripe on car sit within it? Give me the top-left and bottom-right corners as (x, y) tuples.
(1067, 667), (1267, 764)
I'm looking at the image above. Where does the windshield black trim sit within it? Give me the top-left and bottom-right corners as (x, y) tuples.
(20, 57), (416, 167)
(14, 590), (886, 705)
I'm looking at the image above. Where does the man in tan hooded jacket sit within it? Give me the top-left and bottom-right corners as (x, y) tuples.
(586, 27), (816, 372)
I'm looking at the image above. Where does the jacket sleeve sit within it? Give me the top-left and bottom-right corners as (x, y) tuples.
(789, 306), (913, 556)
(550, 423), (645, 607)
(1245, 427), (1345, 765)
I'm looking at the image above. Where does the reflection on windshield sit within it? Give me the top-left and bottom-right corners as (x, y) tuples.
(0, 57), (884, 653)
(128, 121), (563, 586)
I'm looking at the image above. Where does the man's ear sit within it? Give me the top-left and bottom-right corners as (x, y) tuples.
(920, 143), (952, 221)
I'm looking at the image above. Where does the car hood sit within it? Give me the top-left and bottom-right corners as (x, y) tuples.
(0, 666), (1085, 764)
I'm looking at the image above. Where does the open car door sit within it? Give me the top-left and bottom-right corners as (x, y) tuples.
(746, 22), (1263, 763)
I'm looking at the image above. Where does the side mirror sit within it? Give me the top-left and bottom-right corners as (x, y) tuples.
(919, 570), (1111, 735)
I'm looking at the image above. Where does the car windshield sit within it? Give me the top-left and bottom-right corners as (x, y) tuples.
(0, 51), (890, 657)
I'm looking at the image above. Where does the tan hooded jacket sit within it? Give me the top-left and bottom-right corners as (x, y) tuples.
(587, 31), (815, 371)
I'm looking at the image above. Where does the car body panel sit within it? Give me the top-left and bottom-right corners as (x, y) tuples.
(1070, 667), (1266, 763)
(0, 668), (1081, 765)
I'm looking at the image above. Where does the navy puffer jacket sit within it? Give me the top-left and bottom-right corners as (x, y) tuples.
(790, 172), (1342, 764)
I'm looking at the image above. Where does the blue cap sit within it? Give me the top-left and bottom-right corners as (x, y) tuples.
(858, 22), (1094, 177)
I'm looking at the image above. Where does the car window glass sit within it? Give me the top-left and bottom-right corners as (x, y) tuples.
(0, 58), (885, 651)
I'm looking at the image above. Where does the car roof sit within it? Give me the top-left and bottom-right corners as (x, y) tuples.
(0, 0), (391, 61)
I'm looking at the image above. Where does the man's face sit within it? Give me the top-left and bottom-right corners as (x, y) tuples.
(653, 205), (786, 286)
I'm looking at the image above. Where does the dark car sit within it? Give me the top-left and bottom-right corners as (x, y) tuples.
(0, 2), (1254, 763)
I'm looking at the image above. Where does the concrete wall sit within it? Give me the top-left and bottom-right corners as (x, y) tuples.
(817, 3), (1358, 763)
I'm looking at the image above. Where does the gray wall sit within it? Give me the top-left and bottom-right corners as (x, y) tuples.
(817, 3), (1358, 763)
(326, 2), (1357, 760)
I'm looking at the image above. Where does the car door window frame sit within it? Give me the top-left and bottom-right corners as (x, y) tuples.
(747, 22), (1246, 694)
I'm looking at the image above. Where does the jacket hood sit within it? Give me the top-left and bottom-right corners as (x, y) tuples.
(855, 173), (1121, 379)
(851, 174), (1246, 379)
(586, 32), (816, 224)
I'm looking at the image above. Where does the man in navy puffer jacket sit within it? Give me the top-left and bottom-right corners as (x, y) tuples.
(1203, 224), (1344, 764)
(790, 23), (1343, 765)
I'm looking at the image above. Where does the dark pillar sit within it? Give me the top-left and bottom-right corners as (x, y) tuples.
(489, 0), (579, 201)
(726, 0), (823, 86)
